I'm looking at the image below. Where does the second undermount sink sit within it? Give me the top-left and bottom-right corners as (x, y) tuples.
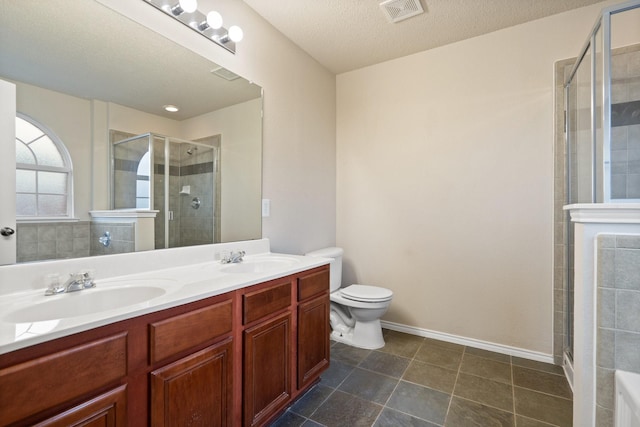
(4, 280), (173, 323)
(221, 256), (300, 274)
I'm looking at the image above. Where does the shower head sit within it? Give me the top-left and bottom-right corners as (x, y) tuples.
(186, 146), (197, 155)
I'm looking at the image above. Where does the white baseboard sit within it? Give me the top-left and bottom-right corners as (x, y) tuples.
(381, 320), (555, 364)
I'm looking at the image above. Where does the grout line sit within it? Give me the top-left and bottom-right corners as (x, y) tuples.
(443, 345), (466, 425)
(512, 385), (573, 401)
(511, 355), (517, 422)
(368, 346), (416, 426)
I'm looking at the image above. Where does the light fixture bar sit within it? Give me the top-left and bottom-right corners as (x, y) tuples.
(142, 0), (241, 54)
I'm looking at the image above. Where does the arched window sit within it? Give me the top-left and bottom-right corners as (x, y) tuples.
(15, 114), (73, 218)
(136, 151), (151, 209)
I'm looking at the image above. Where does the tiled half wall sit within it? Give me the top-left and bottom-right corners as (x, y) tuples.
(16, 222), (135, 263)
(596, 234), (640, 427)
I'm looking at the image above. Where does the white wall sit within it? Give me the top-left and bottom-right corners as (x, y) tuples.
(336, 1), (626, 355)
(97, 0), (337, 255)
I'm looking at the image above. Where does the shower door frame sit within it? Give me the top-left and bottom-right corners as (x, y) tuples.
(110, 132), (219, 250)
(110, 132), (155, 211)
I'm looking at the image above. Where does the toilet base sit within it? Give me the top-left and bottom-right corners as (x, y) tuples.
(330, 319), (385, 350)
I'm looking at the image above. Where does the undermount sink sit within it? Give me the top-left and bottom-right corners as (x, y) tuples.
(221, 256), (300, 274)
(4, 281), (171, 323)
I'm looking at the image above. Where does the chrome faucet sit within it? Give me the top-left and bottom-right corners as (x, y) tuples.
(220, 250), (245, 264)
(45, 271), (96, 296)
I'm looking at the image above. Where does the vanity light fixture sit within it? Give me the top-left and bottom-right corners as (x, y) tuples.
(170, 0), (197, 15)
(143, 0), (243, 54)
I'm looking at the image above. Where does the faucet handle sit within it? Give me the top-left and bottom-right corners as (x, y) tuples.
(44, 273), (65, 296)
(80, 270), (96, 289)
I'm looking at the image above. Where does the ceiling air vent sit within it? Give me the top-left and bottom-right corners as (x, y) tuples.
(211, 66), (240, 81)
(379, 0), (424, 23)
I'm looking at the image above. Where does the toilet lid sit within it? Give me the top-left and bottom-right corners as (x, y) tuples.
(341, 285), (393, 302)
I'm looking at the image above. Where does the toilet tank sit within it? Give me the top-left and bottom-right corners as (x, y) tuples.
(305, 247), (343, 293)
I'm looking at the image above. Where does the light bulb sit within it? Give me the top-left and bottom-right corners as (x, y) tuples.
(179, 0), (197, 13)
(228, 25), (243, 42)
(206, 11), (223, 29)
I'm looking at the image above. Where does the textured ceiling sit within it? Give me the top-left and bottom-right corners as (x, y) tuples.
(242, 0), (605, 74)
(0, 0), (261, 120)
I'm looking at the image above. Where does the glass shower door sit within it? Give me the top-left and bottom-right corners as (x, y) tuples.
(565, 40), (595, 362)
(112, 133), (152, 210)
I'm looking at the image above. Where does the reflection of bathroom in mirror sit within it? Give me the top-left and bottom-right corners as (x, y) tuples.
(0, 0), (263, 264)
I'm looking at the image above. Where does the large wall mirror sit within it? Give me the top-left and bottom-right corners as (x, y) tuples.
(0, 0), (263, 265)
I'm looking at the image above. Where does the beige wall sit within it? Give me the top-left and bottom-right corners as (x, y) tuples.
(184, 99), (262, 242)
(15, 81), (93, 221)
(336, 1), (626, 355)
(98, 0), (337, 255)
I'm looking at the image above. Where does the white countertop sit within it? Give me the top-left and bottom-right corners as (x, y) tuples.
(0, 251), (329, 355)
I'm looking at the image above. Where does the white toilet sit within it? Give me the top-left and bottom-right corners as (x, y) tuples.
(306, 247), (393, 350)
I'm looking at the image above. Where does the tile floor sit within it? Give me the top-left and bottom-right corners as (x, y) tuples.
(271, 329), (573, 427)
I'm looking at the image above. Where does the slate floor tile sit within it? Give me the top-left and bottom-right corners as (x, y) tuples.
(310, 390), (383, 427)
(402, 359), (458, 393)
(453, 372), (514, 412)
(444, 397), (515, 427)
(271, 330), (573, 427)
(338, 368), (399, 404)
(386, 381), (451, 425)
(514, 387), (573, 427)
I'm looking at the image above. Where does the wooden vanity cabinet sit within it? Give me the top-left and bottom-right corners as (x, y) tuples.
(149, 297), (235, 427)
(296, 269), (330, 390)
(0, 264), (329, 427)
(241, 279), (293, 427)
(240, 267), (330, 427)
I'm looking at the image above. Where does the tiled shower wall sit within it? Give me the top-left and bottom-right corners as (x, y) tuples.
(596, 234), (640, 427)
(610, 45), (640, 200)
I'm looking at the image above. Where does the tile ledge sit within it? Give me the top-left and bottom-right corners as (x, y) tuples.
(564, 203), (640, 224)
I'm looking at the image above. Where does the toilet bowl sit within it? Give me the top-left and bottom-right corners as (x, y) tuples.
(306, 248), (393, 350)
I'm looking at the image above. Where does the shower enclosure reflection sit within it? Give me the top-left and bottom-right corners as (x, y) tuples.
(111, 131), (221, 249)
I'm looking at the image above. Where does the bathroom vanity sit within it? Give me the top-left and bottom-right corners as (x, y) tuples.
(0, 244), (330, 426)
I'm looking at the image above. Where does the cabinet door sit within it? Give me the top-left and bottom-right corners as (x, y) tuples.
(150, 338), (233, 427)
(297, 294), (330, 389)
(33, 385), (127, 427)
(243, 312), (291, 427)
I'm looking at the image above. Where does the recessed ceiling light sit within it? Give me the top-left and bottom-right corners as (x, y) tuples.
(163, 104), (179, 112)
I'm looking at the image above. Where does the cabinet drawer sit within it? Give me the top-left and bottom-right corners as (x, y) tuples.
(33, 385), (127, 427)
(243, 281), (291, 325)
(298, 268), (329, 301)
(0, 333), (127, 426)
(150, 299), (233, 364)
